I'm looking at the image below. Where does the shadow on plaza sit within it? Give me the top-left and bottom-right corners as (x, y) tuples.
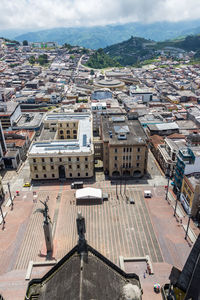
(110, 172), (151, 186)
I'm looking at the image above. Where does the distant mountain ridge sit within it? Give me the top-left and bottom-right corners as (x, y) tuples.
(14, 19), (200, 49)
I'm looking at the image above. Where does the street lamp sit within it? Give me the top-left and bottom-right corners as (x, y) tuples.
(185, 213), (191, 240)
(0, 199), (5, 230)
(174, 189), (180, 217)
(7, 182), (13, 210)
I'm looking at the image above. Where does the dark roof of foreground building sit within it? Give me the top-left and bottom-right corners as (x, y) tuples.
(26, 245), (141, 300)
(26, 213), (141, 300)
(169, 234), (200, 300)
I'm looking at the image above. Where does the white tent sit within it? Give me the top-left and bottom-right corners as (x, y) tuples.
(76, 187), (102, 203)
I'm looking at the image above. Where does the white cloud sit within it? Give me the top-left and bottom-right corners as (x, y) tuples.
(0, 0), (200, 30)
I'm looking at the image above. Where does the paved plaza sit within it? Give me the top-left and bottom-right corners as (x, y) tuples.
(0, 153), (199, 299)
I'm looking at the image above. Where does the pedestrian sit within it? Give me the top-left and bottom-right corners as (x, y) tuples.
(143, 272), (146, 279)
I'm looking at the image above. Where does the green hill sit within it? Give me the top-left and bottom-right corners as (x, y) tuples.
(104, 36), (156, 66)
(85, 48), (121, 69)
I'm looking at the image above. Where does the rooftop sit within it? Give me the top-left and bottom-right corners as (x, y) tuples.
(102, 115), (147, 145)
(29, 113), (93, 155)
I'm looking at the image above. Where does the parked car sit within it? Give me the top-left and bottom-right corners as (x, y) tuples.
(129, 197), (135, 204)
(71, 181), (83, 189)
(23, 182), (31, 187)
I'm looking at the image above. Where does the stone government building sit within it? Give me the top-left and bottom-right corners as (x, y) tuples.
(100, 115), (148, 178)
(28, 113), (94, 180)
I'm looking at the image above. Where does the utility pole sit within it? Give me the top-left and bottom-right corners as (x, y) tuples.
(7, 182), (13, 210)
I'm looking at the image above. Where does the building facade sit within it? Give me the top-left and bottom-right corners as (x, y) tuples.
(28, 113), (94, 180)
(181, 174), (200, 217)
(100, 115), (148, 178)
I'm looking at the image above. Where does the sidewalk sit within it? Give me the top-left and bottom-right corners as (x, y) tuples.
(167, 189), (199, 243)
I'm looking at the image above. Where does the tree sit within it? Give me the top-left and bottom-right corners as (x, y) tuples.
(90, 69), (95, 75)
(29, 55), (35, 65)
(23, 40), (28, 46)
(37, 54), (48, 65)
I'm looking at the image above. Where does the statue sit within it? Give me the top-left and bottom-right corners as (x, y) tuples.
(76, 212), (87, 254)
(35, 198), (53, 254)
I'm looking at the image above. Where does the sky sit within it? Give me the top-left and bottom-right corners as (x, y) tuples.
(0, 0), (200, 30)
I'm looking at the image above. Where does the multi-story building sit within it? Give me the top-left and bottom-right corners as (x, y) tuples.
(91, 102), (107, 133)
(28, 113), (94, 180)
(180, 174), (200, 217)
(0, 102), (21, 129)
(174, 147), (200, 192)
(100, 115), (148, 178)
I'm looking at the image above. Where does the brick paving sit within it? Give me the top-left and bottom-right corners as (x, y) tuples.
(0, 178), (199, 299)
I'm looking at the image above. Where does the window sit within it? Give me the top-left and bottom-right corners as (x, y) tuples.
(129, 163), (131, 168)
(78, 173), (80, 177)
(85, 165), (88, 168)
(69, 165), (72, 169)
(85, 157), (88, 162)
(61, 136), (64, 139)
(129, 155), (131, 160)
(123, 156), (125, 160)
(77, 165), (80, 169)
(34, 166), (37, 171)
(114, 163), (117, 168)
(67, 130), (70, 134)
(126, 148), (129, 152)
(35, 174), (38, 178)
(73, 135), (77, 139)
(60, 130), (63, 134)
(59, 158), (62, 162)
(115, 148), (117, 153)
(50, 158), (53, 163)
(43, 166), (46, 170)
(68, 157), (71, 162)
(73, 123), (76, 127)
(123, 148), (126, 152)
(130, 148), (132, 152)
(77, 157), (79, 162)
(60, 124), (62, 127)
(123, 163), (125, 168)
(115, 156), (117, 160)
(44, 174), (47, 178)
(126, 156), (128, 160)
(86, 172), (88, 176)
(73, 130), (77, 134)
(137, 155), (140, 160)
(67, 123), (69, 127)
(136, 163), (140, 167)
(138, 148), (140, 152)
(33, 158), (36, 163)
(69, 173), (72, 177)
(67, 135), (70, 139)
(51, 166), (54, 170)
(42, 158), (45, 163)
(52, 174), (55, 178)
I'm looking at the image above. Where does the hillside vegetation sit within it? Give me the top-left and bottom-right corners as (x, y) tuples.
(85, 48), (121, 69)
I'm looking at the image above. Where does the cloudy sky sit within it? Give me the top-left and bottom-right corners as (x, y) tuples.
(0, 0), (200, 30)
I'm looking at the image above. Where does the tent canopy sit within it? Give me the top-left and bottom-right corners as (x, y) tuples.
(76, 187), (102, 200)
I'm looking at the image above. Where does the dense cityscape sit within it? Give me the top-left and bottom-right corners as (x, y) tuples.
(0, 37), (199, 300)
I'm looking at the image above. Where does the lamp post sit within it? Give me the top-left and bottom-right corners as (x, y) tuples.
(7, 182), (13, 210)
(174, 189), (180, 217)
(165, 174), (170, 201)
(185, 213), (191, 240)
(120, 166), (122, 196)
(0, 199), (5, 230)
